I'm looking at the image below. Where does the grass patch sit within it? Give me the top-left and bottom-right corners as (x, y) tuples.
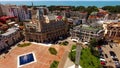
(49, 47), (57, 55)
(17, 43), (31, 47)
(50, 60), (59, 68)
(69, 45), (101, 68)
(69, 45), (76, 62)
(59, 41), (69, 46)
(80, 48), (101, 68)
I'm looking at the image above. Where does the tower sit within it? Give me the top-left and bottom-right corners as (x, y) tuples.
(32, 2), (33, 7)
(36, 8), (45, 32)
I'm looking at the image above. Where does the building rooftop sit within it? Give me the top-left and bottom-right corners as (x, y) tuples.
(108, 22), (120, 27)
(1, 27), (19, 36)
(73, 24), (102, 33)
(82, 25), (102, 32)
(0, 16), (17, 21)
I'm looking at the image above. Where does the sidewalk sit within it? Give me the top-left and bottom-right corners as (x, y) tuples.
(64, 57), (82, 68)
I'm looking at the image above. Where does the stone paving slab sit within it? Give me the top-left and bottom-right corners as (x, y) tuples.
(0, 43), (67, 68)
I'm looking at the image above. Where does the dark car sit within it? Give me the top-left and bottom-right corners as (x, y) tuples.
(105, 54), (108, 58)
(97, 46), (103, 52)
(109, 44), (113, 48)
(115, 62), (120, 68)
(113, 58), (119, 61)
(109, 51), (117, 58)
(99, 53), (104, 58)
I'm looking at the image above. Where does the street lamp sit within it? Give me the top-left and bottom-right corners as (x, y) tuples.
(75, 42), (82, 68)
(75, 24), (82, 68)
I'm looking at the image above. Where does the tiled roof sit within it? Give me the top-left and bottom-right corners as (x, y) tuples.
(57, 16), (63, 19)
(0, 22), (3, 27)
(1, 27), (19, 36)
(0, 16), (17, 22)
(108, 22), (120, 27)
(88, 15), (100, 19)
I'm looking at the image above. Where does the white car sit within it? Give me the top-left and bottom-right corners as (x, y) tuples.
(71, 39), (78, 42)
(100, 58), (106, 62)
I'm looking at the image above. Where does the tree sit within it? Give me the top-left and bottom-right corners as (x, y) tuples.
(89, 38), (99, 57)
(49, 47), (57, 55)
(76, 6), (86, 11)
(86, 6), (99, 14)
(72, 6), (86, 11)
(102, 5), (120, 13)
(89, 38), (98, 47)
(48, 6), (56, 11)
(50, 60), (59, 68)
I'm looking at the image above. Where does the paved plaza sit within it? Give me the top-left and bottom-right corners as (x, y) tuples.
(0, 43), (67, 68)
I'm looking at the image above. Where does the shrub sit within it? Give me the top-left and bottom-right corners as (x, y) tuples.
(62, 41), (69, 46)
(50, 60), (59, 68)
(17, 43), (31, 47)
(49, 47), (57, 55)
(69, 45), (76, 62)
(60, 41), (69, 46)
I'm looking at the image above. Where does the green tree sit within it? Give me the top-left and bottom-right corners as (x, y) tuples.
(49, 47), (57, 55)
(76, 6), (86, 11)
(89, 38), (99, 57)
(102, 5), (120, 13)
(89, 38), (98, 47)
(50, 60), (59, 68)
(86, 6), (99, 14)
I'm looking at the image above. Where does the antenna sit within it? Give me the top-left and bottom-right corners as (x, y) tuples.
(32, 2), (33, 7)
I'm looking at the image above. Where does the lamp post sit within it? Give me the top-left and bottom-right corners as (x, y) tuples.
(75, 24), (82, 68)
(75, 42), (82, 68)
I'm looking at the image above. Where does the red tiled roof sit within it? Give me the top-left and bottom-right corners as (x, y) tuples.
(97, 12), (108, 17)
(0, 16), (17, 22)
(88, 15), (100, 19)
(80, 12), (87, 14)
(0, 22), (3, 27)
(57, 16), (63, 19)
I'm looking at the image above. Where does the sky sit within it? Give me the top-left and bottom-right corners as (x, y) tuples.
(0, 0), (120, 1)
(0, 0), (120, 7)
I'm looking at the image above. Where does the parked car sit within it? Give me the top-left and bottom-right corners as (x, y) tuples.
(105, 54), (108, 58)
(99, 53), (104, 58)
(109, 44), (113, 48)
(113, 58), (119, 61)
(97, 46), (103, 52)
(71, 39), (78, 42)
(100, 58), (106, 62)
(109, 51), (117, 58)
(115, 61), (120, 68)
(100, 61), (106, 65)
(116, 64), (120, 68)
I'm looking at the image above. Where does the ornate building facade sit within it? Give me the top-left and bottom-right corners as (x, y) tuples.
(70, 25), (103, 42)
(0, 27), (23, 52)
(24, 7), (68, 43)
(105, 22), (120, 42)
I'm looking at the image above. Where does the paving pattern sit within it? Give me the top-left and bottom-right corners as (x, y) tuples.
(0, 43), (67, 68)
